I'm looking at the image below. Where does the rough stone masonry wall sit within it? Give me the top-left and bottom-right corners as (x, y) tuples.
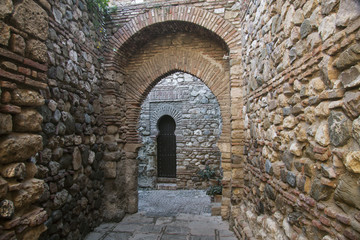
(38, 1), (107, 239)
(232, 0), (360, 239)
(0, 0), (50, 239)
(138, 72), (222, 189)
(0, 0), (107, 239)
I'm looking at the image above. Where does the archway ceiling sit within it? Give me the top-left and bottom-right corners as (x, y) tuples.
(114, 21), (229, 71)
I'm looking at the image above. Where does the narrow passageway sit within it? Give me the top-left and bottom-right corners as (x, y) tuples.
(85, 190), (237, 240)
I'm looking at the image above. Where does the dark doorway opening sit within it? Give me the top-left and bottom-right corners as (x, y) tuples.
(157, 115), (176, 178)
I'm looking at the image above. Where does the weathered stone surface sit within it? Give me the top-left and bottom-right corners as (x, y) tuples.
(321, 0), (337, 15)
(265, 184), (276, 200)
(26, 39), (48, 63)
(0, 113), (12, 135)
(54, 189), (69, 208)
(11, 0), (48, 40)
(343, 91), (360, 119)
(310, 179), (332, 201)
(0, 134), (42, 164)
(315, 102), (330, 118)
(336, 0), (360, 27)
(72, 147), (82, 170)
(328, 111), (351, 147)
(281, 150), (294, 170)
(12, 89), (45, 107)
(290, 142), (303, 157)
(286, 172), (296, 188)
(0, 22), (10, 46)
(300, 19), (313, 39)
(0, 0), (13, 19)
(0, 199), (14, 219)
(62, 112), (75, 134)
(0, 176), (8, 199)
(315, 122), (330, 147)
(283, 116), (296, 129)
(1, 163), (26, 179)
(104, 161), (117, 179)
(319, 14), (336, 41)
(321, 164), (337, 179)
(265, 159), (272, 174)
(340, 66), (360, 89)
(353, 116), (360, 146)
(344, 151), (360, 173)
(9, 34), (26, 56)
(13, 179), (44, 208)
(335, 44), (360, 70)
(103, 151), (122, 162)
(335, 174), (360, 209)
(13, 109), (43, 132)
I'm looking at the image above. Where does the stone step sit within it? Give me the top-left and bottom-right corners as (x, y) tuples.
(211, 203), (221, 216)
(156, 183), (177, 190)
(157, 177), (177, 183)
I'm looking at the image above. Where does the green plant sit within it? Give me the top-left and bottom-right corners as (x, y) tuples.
(87, 0), (110, 14)
(197, 165), (216, 180)
(206, 185), (222, 196)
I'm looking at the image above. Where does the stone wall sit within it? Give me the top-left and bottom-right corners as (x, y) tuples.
(38, 1), (107, 239)
(232, 0), (360, 239)
(0, 0), (107, 239)
(0, 0), (50, 239)
(2, 0), (360, 239)
(138, 72), (222, 189)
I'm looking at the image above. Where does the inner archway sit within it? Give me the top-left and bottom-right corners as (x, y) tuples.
(157, 115), (177, 178)
(137, 72), (223, 190)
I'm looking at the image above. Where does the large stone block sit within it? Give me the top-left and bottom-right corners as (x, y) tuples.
(13, 109), (43, 132)
(344, 151), (360, 173)
(0, 22), (10, 46)
(104, 161), (117, 179)
(53, 189), (69, 208)
(0, 176), (7, 199)
(11, 0), (48, 40)
(328, 111), (351, 147)
(1, 162), (26, 180)
(343, 91), (360, 119)
(0, 0), (12, 19)
(335, 174), (360, 209)
(340, 65), (360, 89)
(310, 179), (332, 201)
(315, 122), (330, 147)
(336, 0), (360, 27)
(26, 39), (48, 63)
(9, 34), (26, 56)
(0, 113), (12, 135)
(0, 134), (42, 164)
(353, 116), (360, 146)
(335, 44), (360, 70)
(11, 89), (44, 107)
(0, 199), (14, 219)
(13, 178), (44, 208)
(72, 147), (82, 170)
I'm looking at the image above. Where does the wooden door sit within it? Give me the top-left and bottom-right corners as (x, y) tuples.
(157, 115), (176, 178)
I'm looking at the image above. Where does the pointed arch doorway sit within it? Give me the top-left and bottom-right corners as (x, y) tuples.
(157, 115), (176, 178)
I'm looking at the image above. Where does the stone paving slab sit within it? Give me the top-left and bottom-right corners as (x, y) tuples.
(85, 190), (238, 240)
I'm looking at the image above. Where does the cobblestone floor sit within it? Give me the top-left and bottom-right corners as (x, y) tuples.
(85, 190), (237, 240)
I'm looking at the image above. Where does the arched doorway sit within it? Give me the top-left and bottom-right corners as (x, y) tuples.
(157, 115), (176, 178)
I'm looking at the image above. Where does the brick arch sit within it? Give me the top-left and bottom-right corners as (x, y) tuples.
(103, 5), (243, 219)
(124, 48), (230, 144)
(106, 5), (240, 68)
